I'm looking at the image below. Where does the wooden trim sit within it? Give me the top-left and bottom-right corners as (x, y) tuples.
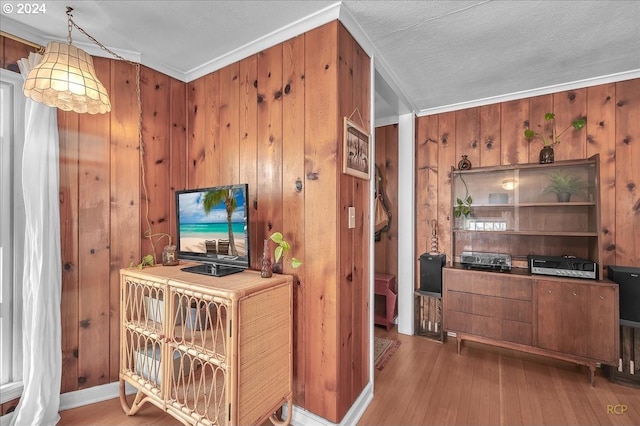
(0, 31), (42, 50)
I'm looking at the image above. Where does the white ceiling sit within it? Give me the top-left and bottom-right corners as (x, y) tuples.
(3, 1), (640, 123)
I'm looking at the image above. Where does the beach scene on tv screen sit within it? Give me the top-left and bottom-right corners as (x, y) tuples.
(178, 188), (247, 258)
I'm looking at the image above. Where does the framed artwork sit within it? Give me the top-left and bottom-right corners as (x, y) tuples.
(343, 117), (370, 180)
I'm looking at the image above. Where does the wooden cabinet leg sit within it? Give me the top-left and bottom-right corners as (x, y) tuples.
(589, 363), (596, 387)
(456, 335), (462, 354)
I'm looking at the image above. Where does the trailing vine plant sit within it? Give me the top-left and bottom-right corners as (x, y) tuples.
(453, 174), (473, 218)
(269, 232), (302, 269)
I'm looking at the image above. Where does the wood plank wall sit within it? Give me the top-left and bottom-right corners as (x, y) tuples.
(374, 124), (399, 278)
(186, 21), (370, 423)
(1, 35), (188, 393)
(337, 23), (370, 419)
(415, 81), (640, 277)
(2, 23), (370, 423)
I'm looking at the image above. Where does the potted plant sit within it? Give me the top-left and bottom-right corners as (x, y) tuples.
(541, 170), (589, 202)
(524, 113), (586, 164)
(261, 231), (302, 277)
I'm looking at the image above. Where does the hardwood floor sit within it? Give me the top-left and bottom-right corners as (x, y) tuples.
(57, 328), (640, 425)
(359, 327), (640, 425)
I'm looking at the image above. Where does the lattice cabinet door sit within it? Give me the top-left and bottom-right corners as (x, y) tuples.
(120, 276), (172, 394)
(165, 288), (231, 425)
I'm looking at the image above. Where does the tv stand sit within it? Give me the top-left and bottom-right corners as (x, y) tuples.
(181, 262), (243, 277)
(119, 265), (293, 425)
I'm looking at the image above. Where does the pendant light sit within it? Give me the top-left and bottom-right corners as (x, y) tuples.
(22, 6), (111, 114)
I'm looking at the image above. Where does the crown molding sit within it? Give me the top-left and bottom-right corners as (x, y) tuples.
(338, 3), (415, 117)
(2, 17), (142, 65)
(417, 69), (640, 116)
(183, 2), (341, 82)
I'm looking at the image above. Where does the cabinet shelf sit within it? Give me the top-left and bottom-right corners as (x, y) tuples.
(453, 230), (598, 237)
(450, 154), (602, 278)
(519, 202), (596, 208)
(459, 201), (596, 208)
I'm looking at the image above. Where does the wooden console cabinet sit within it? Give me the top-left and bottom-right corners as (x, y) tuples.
(444, 155), (619, 385)
(443, 267), (619, 385)
(119, 265), (293, 426)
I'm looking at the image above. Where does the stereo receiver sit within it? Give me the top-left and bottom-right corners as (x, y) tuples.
(527, 255), (597, 280)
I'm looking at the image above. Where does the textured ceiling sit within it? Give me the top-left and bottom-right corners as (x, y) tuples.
(3, 1), (639, 121)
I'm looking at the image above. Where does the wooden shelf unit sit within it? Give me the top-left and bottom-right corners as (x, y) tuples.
(119, 265), (293, 426)
(414, 292), (444, 342)
(444, 155), (620, 385)
(450, 155), (602, 274)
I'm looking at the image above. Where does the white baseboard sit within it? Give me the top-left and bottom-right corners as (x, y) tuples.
(0, 382), (136, 426)
(59, 381), (137, 412)
(2, 379), (372, 426)
(285, 381), (373, 426)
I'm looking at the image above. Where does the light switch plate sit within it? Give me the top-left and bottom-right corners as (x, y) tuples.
(348, 206), (356, 228)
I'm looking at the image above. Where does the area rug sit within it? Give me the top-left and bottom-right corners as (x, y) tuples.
(374, 337), (401, 370)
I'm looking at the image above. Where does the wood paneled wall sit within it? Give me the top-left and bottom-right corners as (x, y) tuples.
(3, 23), (370, 423)
(186, 21), (370, 423)
(415, 80), (640, 281)
(374, 124), (399, 278)
(59, 61), (187, 392)
(1, 35), (188, 393)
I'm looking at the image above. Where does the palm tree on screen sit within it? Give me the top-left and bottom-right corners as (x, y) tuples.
(202, 188), (239, 256)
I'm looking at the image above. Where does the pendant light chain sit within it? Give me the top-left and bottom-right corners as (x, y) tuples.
(66, 7), (160, 262)
(66, 9), (73, 45)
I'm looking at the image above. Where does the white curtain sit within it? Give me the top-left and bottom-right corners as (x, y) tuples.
(12, 53), (62, 426)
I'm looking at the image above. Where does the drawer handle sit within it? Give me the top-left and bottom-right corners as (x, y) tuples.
(600, 295), (604, 300)
(547, 290), (552, 294)
(572, 291), (577, 297)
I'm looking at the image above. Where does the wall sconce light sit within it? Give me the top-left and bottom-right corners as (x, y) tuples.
(502, 179), (517, 190)
(22, 7), (111, 114)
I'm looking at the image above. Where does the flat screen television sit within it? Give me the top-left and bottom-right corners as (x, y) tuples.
(175, 184), (250, 277)
(608, 265), (640, 328)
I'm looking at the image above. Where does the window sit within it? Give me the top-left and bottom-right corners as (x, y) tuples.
(0, 69), (25, 403)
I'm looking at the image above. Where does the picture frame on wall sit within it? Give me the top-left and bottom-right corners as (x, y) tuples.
(343, 117), (370, 180)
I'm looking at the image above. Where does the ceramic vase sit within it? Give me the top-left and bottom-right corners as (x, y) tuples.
(539, 146), (554, 164)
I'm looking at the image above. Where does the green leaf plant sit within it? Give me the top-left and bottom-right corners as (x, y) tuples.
(524, 112), (586, 147)
(541, 170), (589, 198)
(453, 174), (473, 218)
(269, 232), (302, 269)
(130, 254), (155, 269)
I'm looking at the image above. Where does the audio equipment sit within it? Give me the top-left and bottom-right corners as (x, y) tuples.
(419, 253), (446, 296)
(527, 255), (597, 280)
(460, 251), (511, 271)
(608, 265), (640, 327)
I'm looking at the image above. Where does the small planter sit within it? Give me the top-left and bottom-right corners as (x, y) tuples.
(261, 239), (272, 278)
(539, 146), (554, 164)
